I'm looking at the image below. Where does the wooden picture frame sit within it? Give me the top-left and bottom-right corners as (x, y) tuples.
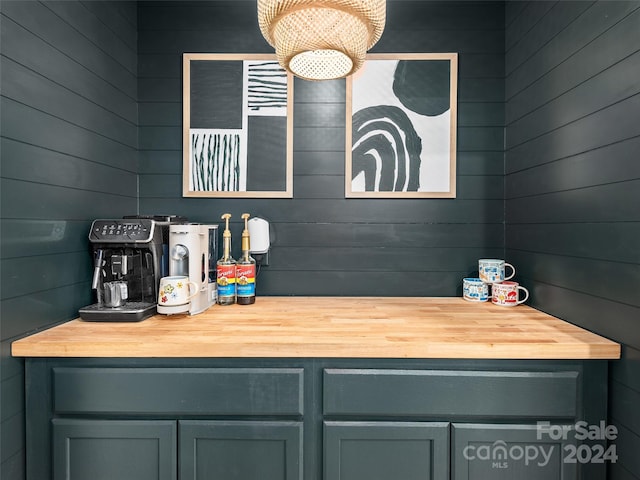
(183, 54), (294, 198)
(346, 53), (458, 198)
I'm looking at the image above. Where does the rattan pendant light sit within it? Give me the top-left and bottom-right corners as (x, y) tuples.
(257, 0), (386, 81)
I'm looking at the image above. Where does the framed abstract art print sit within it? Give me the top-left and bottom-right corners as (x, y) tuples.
(345, 53), (458, 198)
(183, 54), (293, 198)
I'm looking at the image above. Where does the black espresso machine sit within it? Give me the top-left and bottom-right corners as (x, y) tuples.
(79, 216), (185, 322)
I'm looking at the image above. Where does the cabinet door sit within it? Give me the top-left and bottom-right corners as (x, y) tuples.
(52, 419), (177, 480)
(452, 424), (577, 480)
(324, 421), (449, 480)
(179, 420), (303, 480)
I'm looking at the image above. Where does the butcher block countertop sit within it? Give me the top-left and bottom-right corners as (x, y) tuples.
(11, 297), (620, 359)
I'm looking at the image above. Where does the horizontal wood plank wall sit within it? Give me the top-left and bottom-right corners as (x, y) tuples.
(0, 2), (138, 478)
(504, 1), (640, 478)
(138, 0), (506, 296)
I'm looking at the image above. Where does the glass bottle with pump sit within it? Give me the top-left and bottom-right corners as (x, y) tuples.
(236, 213), (256, 305)
(216, 213), (236, 305)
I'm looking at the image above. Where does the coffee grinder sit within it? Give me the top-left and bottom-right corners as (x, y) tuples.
(79, 218), (170, 321)
(165, 223), (218, 315)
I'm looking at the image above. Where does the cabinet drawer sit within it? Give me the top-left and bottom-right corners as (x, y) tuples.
(54, 367), (304, 415)
(324, 369), (578, 418)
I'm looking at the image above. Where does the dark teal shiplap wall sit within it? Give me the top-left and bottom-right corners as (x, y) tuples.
(504, 2), (640, 479)
(2, 1), (639, 479)
(0, 2), (138, 478)
(137, 0), (506, 296)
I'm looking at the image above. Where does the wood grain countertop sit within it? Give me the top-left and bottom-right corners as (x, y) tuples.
(11, 297), (620, 359)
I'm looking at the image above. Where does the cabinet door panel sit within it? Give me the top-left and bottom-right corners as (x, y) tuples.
(324, 421), (449, 480)
(452, 424), (577, 480)
(180, 420), (302, 480)
(52, 419), (176, 480)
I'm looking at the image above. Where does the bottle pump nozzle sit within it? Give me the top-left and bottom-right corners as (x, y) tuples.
(221, 213), (232, 238)
(241, 213), (250, 253)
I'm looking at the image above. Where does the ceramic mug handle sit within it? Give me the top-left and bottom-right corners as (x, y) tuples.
(516, 285), (529, 305)
(186, 281), (199, 301)
(504, 263), (516, 281)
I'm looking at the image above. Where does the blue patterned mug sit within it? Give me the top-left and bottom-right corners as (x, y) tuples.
(478, 259), (515, 284)
(463, 278), (489, 302)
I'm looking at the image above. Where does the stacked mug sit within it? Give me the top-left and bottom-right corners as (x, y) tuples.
(463, 259), (529, 307)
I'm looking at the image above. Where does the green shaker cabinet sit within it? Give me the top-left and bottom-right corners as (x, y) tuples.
(24, 358), (608, 480)
(324, 421), (449, 480)
(52, 419), (177, 480)
(179, 421), (303, 480)
(452, 424), (577, 480)
(52, 419), (302, 480)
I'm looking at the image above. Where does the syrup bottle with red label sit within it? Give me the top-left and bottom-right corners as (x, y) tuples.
(216, 213), (236, 305)
(236, 213), (256, 305)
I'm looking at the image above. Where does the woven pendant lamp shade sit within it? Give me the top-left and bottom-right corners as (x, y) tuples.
(258, 0), (386, 80)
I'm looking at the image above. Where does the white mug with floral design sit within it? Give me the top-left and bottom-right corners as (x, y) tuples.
(158, 276), (198, 307)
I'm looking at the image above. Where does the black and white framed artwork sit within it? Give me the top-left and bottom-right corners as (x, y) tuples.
(183, 54), (293, 198)
(346, 53), (458, 198)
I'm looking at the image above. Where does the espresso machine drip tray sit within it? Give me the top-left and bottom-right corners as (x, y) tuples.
(79, 302), (157, 322)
